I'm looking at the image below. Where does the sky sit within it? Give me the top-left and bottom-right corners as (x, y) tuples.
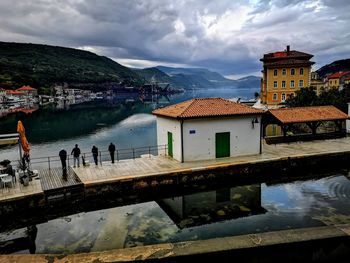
(0, 0), (349, 79)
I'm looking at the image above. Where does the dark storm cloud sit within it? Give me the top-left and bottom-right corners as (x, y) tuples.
(0, 0), (349, 77)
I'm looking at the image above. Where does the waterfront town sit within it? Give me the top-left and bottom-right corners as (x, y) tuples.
(1, 43), (350, 261)
(1, 1), (350, 262)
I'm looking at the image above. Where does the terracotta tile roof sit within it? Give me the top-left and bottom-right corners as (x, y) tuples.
(327, 71), (350, 79)
(152, 98), (264, 119)
(6, 90), (23, 95)
(261, 50), (313, 61)
(269, 106), (349, 124)
(265, 59), (314, 67)
(17, 85), (37, 91)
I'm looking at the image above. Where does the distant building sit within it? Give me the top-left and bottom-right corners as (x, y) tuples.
(0, 88), (6, 103)
(326, 71), (350, 90)
(310, 72), (325, 96)
(16, 86), (38, 99)
(153, 98), (264, 162)
(260, 45), (314, 106)
(345, 76), (350, 85)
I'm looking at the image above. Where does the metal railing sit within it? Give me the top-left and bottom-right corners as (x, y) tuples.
(11, 144), (168, 170)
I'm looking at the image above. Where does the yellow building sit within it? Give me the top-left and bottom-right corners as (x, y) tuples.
(260, 46), (314, 106)
(326, 71), (350, 90)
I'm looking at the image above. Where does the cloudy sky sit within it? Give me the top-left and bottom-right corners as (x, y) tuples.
(0, 0), (349, 78)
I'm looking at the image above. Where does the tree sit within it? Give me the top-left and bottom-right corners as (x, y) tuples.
(286, 87), (318, 107)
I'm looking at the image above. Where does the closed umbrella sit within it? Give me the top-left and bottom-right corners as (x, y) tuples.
(17, 120), (30, 156)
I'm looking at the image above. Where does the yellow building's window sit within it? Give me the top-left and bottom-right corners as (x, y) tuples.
(291, 68), (295, 75)
(273, 93), (278, 100)
(273, 69), (278, 76)
(291, 80), (295, 88)
(282, 81), (286, 88)
(300, 68), (304, 75)
(273, 81), (278, 88)
(282, 69), (286, 75)
(299, 80), (304, 87)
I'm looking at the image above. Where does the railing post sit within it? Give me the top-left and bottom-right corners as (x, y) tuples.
(132, 148), (135, 159)
(99, 151), (102, 165)
(164, 145), (166, 156)
(148, 146), (151, 158)
(117, 149), (119, 162)
(67, 155), (70, 167)
(48, 157), (51, 170)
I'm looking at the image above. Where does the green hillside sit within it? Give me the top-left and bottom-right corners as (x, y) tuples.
(316, 58), (350, 77)
(0, 42), (142, 89)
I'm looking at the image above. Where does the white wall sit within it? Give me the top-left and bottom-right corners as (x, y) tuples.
(182, 116), (261, 161)
(347, 103), (350, 133)
(156, 117), (182, 161)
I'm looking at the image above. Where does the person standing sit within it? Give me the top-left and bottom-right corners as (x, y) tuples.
(71, 144), (81, 168)
(92, 145), (99, 165)
(59, 149), (67, 179)
(108, 142), (116, 163)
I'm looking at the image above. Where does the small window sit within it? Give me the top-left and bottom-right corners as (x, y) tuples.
(273, 93), (278, 100)
(291, 68), (295, 75)
(299, 80), (304, 87)
(282, 81), (286, 88)
(273, 69), (278, 76)
(291, 80), (295, 88)
(273, 81), (278, 88)
(282, 69), (286, 75)
(281, 93), (286, 102)
(300, 68), (304, 75)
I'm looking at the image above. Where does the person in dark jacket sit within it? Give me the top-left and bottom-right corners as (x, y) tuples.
(71, 144), (81, 168)
(92, 145), (98, 165)
(108, 142), (116, 163)
(59, 149), (67, 179)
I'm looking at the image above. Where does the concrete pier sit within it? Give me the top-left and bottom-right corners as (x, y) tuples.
(1, 137), (350, 215)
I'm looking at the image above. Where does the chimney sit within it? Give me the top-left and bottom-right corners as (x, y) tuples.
(286, 45), (290, 53)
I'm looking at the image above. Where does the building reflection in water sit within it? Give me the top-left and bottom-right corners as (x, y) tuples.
(158, 185), (266, 229)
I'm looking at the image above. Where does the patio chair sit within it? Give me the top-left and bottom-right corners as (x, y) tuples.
(2, 175), (14, 190)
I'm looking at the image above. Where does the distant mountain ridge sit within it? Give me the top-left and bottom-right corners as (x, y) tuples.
(0, 41), (142, 89)
(0, 41), (260, 92)
(316, 58), (350, 77)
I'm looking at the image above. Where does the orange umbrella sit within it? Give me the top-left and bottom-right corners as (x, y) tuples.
(17, 120), (30, 155)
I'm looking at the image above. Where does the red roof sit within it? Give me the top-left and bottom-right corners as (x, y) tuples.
(269, 106), (348, 124)
(327, 71), (350, 79)
(6, 90), (23, 95)
(152, 98), (264, 119)
(17, 85), (37, 91)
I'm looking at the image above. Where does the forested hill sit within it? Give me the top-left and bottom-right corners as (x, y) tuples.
(0, 42), (142, 89)
(316, 58), (350, 77)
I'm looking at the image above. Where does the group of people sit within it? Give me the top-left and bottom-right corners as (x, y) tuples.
(58, 142), (116, 179)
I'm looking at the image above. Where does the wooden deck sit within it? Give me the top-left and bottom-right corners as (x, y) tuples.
(38, 167), (84, 202)
(39, 167), (83, 192)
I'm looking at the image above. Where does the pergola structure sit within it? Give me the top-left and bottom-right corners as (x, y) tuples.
(263, 106), (349, 143)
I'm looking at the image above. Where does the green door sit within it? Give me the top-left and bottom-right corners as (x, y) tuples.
(215, 132), (230, 158)
(167, 131), (173, 157)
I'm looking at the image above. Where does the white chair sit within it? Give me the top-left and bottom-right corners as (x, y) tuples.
(2, 175), (14, 190)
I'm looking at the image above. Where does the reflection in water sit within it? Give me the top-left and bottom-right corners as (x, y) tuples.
(1, 174), (349, 254)
(158, 185), (266, 228)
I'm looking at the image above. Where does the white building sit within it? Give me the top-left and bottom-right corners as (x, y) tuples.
(152, 98), (264, 162)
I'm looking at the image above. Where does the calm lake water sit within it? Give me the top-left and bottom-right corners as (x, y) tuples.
(2, 172), (350, 254)
(1, 87), (350, 255)
(0, 88), (257, 163)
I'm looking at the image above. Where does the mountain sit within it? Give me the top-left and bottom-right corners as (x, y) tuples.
(153, 66), (260, 90)
(316, 58), (350, 78)
(0, 41), (142, 89)
(236, 76), (261, 89)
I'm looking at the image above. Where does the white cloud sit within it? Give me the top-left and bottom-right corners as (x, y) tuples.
(0, 0), (349, 76)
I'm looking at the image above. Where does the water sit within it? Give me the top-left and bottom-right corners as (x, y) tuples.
(0, 87), (257, 163)
(2, 172), (350, 254)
